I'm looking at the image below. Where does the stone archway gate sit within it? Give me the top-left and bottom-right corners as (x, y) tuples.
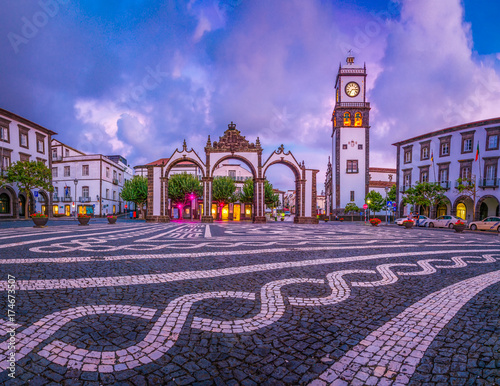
(146, 122), (319, 224)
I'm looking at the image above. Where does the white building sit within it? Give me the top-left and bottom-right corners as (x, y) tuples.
(51, 139), (134, 217)
(0, 108), (55, 218)
(392, 118), (500, 221)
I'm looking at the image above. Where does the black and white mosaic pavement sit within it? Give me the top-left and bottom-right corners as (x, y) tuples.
(0, 220), (499, 385)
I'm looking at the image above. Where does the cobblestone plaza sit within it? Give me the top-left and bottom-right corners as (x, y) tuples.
(0, 221), (499, 385)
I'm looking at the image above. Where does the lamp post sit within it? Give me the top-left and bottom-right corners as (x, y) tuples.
(96, 195), (100, 217)
(73, 178), (78, 219)
(367, 199), (371, 223)
(384, 187), (389, 225)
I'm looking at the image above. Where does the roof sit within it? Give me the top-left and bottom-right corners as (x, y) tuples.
(392, 117), (500, 147)
(0, 107), (57, 136)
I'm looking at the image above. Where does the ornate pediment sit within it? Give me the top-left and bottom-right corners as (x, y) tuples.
(208, 122), (262, 153)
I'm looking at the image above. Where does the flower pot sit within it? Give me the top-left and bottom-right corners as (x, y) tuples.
(107, 217), (117, 224)
(403, 222), (414, 229)
(32, 217), (48, 228)
(280, 218), (284, 221)
(78, 217), (90, 226)
(371, 222), (378, 227)
(453, 224), (466, 233)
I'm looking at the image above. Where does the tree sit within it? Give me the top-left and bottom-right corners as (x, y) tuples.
(168, 173), (203, 219)
(4, 160), (53, 219)
(238, 178), (279, 209)
(344, 202), (359, 222)
(403, 182), (446, 216)
(120, 176), (148, 219)
(365, 190), (384, 214)
(386, 185), (396, 203)
(212, 176), (237, 220)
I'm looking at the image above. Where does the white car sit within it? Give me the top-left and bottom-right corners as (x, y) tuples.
(468, 217), (500, 232)
(426, 215), (467, 229)
(395, 216), (428, 226)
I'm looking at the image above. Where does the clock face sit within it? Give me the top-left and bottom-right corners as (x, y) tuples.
(345, 82), (360, 97)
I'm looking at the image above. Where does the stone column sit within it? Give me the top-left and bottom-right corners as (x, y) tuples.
(253, 178), (266, 223)
(159, 177), (170, 222)
(201, 177), (214, 223)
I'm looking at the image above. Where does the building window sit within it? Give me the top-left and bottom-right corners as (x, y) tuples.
(0, 193), (10, 214)
(350, 191), (355, 201)
(441, 142), (449, 156)
(358, 144), (363, 150)
(228, 170), (236, 178)
(113, 191), (116, 200)
(0, 126), (9, 143)
(460, 131), (475, 154)
(462, 138), (472, 153)
(53, 187), (58, 199)
(1, 155), (10, 170)
(119, 173), (122, 183)
(403, 170), (412, 189)
(19, 130), (29, 148)
(420, 143), (430, 160)
(439, 135), (451, 157)
(346, 160), (358, 173)
(64, 186), (71, 198)
(52, 149), (57, 160)
(420, 170), (429, 183)
(64, 166), (70, 177)
(343, 112), (351, 126)
(19, 153), (30, 162)
(488, 135), (498, 150)
(65, 149), (69, 157)
(82, 165), (89, 176)
(403, 147), (412, 164)
(106, 167), (110, 178)
(460, 166), (471, 180)
(106, 189), (109, 199)
(37, 139), (44, 153)
(354, 112), (362, 127)
(113, 170), (117, 180)
(438, 165), (449, 188)
(342, 144), (347, 149)
(82, 186), (89, 198)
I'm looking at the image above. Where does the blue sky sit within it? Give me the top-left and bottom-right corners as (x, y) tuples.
(1, 0), (499, 192)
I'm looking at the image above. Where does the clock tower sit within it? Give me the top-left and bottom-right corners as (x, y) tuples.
(329, 54), (370, 214)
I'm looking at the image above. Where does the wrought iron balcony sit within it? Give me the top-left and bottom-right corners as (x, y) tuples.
(455, 179), (474, 188)
(52, 195), (59, 202)
(79, 197), (91, 203)
(61, 196), (72, 202)
(52, 155), (63, 162)
(437, 181), (450, 189)
(336, 102), (370, 109)
(478, 178), (499, 188)
(112, 178), (119, 185)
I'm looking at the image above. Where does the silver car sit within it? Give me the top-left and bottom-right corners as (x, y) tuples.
(469, 217), (500, 232)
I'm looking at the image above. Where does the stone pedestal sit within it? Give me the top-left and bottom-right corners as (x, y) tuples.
(201, 216), (214, 223)
(253, 216), (267, 224)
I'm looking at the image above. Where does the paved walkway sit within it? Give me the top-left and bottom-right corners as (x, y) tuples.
(0, 221), (498, 385)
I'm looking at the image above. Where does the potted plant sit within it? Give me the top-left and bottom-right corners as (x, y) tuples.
(403, 219), (414, 229)
(453, 220), (466, 233)
(31, 213), (48, 227)
(107, 215), (117, 224)
(324, 217), (329, 222)
(339, 217), (344, 222)
(78, 213), (91, 226)
(370, 218), (381, 227)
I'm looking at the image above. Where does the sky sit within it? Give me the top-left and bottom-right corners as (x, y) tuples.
(1, 0), (500, 193)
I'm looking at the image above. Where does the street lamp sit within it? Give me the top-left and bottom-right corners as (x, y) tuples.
(366, 199), (371, 223)
(384, 186), (389, 225)
(73, 178), (78, 219)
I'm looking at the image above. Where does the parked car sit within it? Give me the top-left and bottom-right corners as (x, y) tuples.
(426, 215), (467, 229)
(396, 218), (409, 226)
(468, 216), (500, 232)
(284, 211), (291, 216)
(415, 215), (430, 227)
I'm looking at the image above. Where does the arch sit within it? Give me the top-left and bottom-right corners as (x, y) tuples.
(38, 190), (50, 215)
(475, 195), (499, 220)
(210, 154), (257, 178)
(433, 196), (451, 218)
(263, 159), (301, 180)
(0, 186), (17, 217)
(452, 195), (474, 221)
(343, 112), (351, 126)
(165, 157), (205, 178)
(354, 112), (362, 127)
(0, 193), (10, 214)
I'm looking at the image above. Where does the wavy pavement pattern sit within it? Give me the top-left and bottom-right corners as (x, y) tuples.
(0, 255), (497, 373)
(311, 269), (500, 385)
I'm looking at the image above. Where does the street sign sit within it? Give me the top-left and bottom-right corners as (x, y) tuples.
(393, 203), (397, 207)
(393, 207), (397, 211)
(34, 191), (38, 197)
(387, 201), (392, 206)
(363, 204), (368, 209)
(92, 204), (95, 208)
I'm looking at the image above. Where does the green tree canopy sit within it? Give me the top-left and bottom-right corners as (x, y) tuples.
(387, 185), (396, 203)
(237, 178), (279, 207)
(365, 190), (384, 213)
(120, 176), (148, 215)
(344, 202), (360, 221)
(168, 173), (203, 205)
(403, 182), (446, 210)
(4, 160), (53, 218)
(212, 176), (237, 205)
